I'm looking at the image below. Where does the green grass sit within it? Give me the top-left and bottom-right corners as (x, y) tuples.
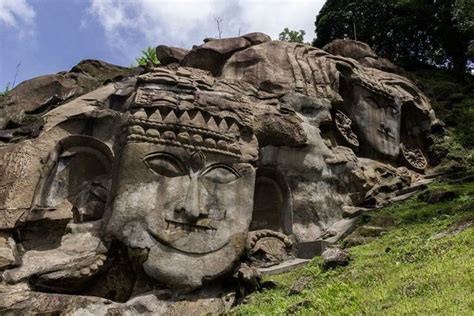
(233, 180), (474, 315)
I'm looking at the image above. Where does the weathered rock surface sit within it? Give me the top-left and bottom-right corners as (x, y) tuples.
(323, 39), (378, 61)
(0, 73), (95, 129)
(323, 39), (402, 74)
(181, 32), (270, 75)
(0, 59), (140, 140)
(156, 45), (189, 65)
(2, 222), (107, 286)
(321, 247), (350, 269)
(70, 59), (140, 83)
(289, 276), (312, 295)
(0, 32), (439, 314)
(0, 232), (17, 270)
(418, 189), (458, 204)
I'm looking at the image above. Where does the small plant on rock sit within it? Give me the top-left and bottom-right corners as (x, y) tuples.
(135, 47), (160, 67)
(0, 83), (10, 97)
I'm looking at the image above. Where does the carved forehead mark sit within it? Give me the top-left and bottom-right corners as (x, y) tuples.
(189, 150), (206, 171)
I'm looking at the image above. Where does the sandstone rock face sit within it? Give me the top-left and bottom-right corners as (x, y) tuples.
(156, 45), (189, 65)
(0, 59), (140, 141)
(0, 33), (437, 314)
(181, 32), (271, 75)
(323, 39), (402, 74)
(324, 39), (378, 60)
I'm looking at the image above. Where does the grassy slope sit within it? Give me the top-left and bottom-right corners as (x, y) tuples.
(233, 180), (474, 315)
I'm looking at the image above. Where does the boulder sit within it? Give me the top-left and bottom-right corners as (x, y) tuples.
(235, 263), (262, 292)
(181, 32), (270, 75)
(0, 283), (109, 315)
(70, 59), (140, 83)
(155, 45), (189, 65)
(181, 36), (250, 75)
(0, 59), (139, 134)
(242, 32), (272, 45)
(324, 39), (403, 74)
(289, 276), (312, 295)
(359, 56), (400, 73)
(323, 39), (377, 60)
(418, 189), (458, 204)
(0, 233), (17, 270)
(0, 73), (96, 129)
(321, 247), (350, 269)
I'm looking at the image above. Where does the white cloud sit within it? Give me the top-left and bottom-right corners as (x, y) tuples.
(86, 0), (324, 62)
(0, 0), (35, 33)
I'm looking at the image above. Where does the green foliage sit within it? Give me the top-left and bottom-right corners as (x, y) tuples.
(453, 0), (474, 35)
(279, 28), (306, 43)
(233, 180), (474, 315)
(314, 0), (472, 74)
(0, 82), (11, 97)
(453, 0), (474, 57)
(135, 47), (160, 67)
(413, 70), (474, 149)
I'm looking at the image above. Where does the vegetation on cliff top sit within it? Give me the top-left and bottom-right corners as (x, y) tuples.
(313, 0), (473, 76)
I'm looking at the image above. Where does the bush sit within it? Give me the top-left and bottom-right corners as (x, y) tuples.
(135, 47), (160, 67)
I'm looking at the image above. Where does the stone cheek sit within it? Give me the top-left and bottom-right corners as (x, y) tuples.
(105, 142), (256, 289)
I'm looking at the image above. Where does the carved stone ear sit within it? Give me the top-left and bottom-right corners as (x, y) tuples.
(32, 135), (114, 222)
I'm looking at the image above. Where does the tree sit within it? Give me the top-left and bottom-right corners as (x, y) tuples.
(135, 47), (160, 67)
(313, 0), (473, 76)
(279, 28), (306, 43)
(453, 0), (474, 56)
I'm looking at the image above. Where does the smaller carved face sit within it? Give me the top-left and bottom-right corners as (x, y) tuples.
(349, 86), (401, 158)
(106, 142), (255, 288)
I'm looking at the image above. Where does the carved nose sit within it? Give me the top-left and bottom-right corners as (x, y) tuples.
(183, 177), (200, 219)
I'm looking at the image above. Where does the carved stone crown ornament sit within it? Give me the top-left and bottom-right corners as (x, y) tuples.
(127, 107), (247, 159)
(122, 67), (257, 162)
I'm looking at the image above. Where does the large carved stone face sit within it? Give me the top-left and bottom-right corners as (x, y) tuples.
(106, 141), (255, 288)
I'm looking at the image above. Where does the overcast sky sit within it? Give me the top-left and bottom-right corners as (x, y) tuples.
(0, 0), (325, 89)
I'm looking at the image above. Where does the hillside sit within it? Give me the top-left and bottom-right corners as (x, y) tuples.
(234, 177), (474, 314)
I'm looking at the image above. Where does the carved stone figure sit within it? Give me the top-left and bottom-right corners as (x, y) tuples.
(0, 35), (437, 314)
(246, 230), (294, 268)
(334, 110), (359, 147)
(105, 70), (259, 289)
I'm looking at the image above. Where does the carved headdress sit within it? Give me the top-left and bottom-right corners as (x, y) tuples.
(123, 67), (259, 162)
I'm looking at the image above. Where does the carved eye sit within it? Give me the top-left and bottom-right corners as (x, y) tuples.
(144, 153), (187, 177)
(202, 165), (240, 184)
(301, 106), (315, 116)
